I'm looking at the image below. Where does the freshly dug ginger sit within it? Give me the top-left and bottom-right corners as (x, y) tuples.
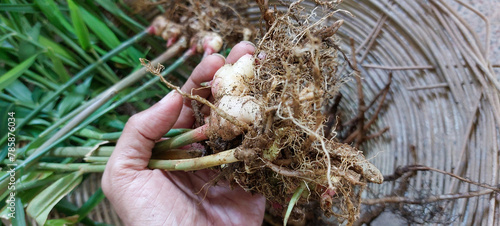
(207, 54), (261, 141)
(211, 54), (254, 98)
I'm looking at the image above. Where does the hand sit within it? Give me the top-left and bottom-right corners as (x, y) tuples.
(102, 41), (266, 225)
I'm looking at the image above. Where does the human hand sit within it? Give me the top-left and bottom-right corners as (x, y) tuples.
(102, 41), (266, 225)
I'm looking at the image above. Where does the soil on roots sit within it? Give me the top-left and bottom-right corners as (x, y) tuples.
(212, 1), (383, 224)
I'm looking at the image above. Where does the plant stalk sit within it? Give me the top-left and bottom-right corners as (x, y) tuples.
(76, 128), (190, 140)
(36, 163), (106, 173)
(1, 148), (238, 173)
(148, 148), (239, 171)
(153, 124), (208, 152)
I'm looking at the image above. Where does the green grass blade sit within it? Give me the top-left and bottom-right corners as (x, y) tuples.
(4, 80), (33, 105)
(76, 188), (105, 222)
(12, 197), (27, 226)
(38, 36), (78, 65)
(43, 21), (117, 81)
(94, 0), (144, 30)
(26, 171), (83, 225)
(46, 48), (71, 83)
(17, 174), (64, 192)
(79, 7), (142, 64)
(76, 128), (190, 140)
(67, 0), (91, 51)
(55, 199), (100, 226)
(0, 3), (37, 13)
(0, 3), (67, 13)
(45, 218), (78, 226)
(80, 8), (122, 51)
(284, 182), (307, 225)
(34, 0), (73, 33)
(0, 102), (14, 151)
(0, 54), (38, 93)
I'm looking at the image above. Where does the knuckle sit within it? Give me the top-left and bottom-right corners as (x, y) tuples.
(127, 113), (142, 125)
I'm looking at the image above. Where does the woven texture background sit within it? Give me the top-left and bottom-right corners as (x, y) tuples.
(331, 0), (499, 225)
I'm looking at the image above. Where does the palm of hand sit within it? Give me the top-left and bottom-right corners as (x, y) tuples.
(112, 169), (264, 225)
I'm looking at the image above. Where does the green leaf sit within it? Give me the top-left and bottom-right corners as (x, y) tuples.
(80, 8), (120, 49)
(17, 40), (37, 62)
(0, 4), (38, 13)
(284, 182), (307, 225)
(76, 188), (105, 222)
(0, 3), (68, 13)
(38, 36), (77, 64)
(27, 22), (42, 41)
(45, 216), (79, 226)
(95, 0), (144, 30)
(0, 33), (15, 43)
(12, 197), (27, 226)
(57, 77), (92, 116)
(26, 171), (83, 225)
(27, 119), (51, 127)
(0, 101), (14, 146)
(34, 0), (73, 33)
(57, 92), (84, 117)
(74, 76), (93, 95)
(93, 44), (129, 65)
(17, 23), (41, 61)
(0, 54), (38, 93)
(67, 0), (91, 51)
(5, 80), (33, 105)
(46, 47), (71, 83)
(80, 8), (139, 64)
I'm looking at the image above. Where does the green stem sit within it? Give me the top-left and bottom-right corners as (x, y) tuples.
(90, 49), (120, 83)
(148, 148), (239, 171)
(0, 49), (192, 185)
(36, 162), (106, 173)
(0, 30), (150, 146)
(49, 146), (202, 161)
(76, 128), (190, 140)
(153, 124), (208, 152)
(83, 156), (109, 163)
(49, 146), (114, 158)
(4, 149), (237, 173)
(75, 129), (122, 140)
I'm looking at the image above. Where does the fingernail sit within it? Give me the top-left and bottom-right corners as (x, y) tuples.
(211, 53), (226, 61)
(160, 90), (178, 103)
(200, 81), (212, 87)
(240, 40), (256, 48)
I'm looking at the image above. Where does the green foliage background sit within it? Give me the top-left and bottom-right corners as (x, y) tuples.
(0, 0), (192, 224)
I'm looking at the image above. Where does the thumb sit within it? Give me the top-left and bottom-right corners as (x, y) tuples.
(105, 91), (183, 172)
